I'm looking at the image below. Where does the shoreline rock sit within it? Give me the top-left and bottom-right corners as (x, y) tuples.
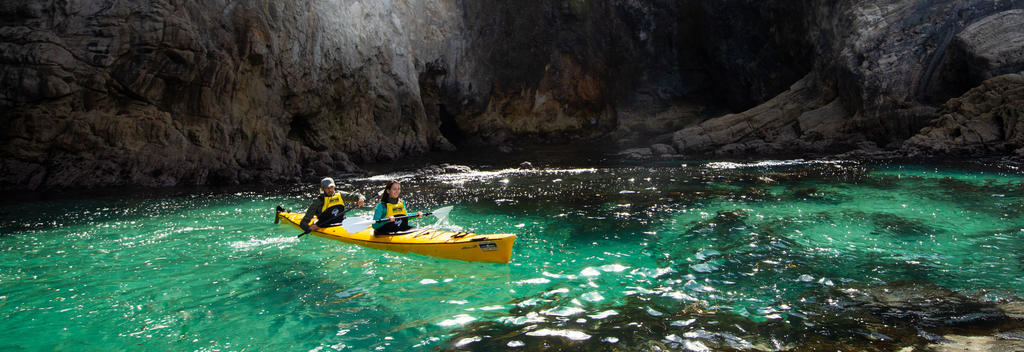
(2, 1), (1024, 190)
(414, 164), (474, 177)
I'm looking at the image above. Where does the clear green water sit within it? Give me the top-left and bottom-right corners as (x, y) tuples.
(2, 160), (1022, 350)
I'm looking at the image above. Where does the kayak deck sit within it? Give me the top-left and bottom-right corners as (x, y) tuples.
(275, 210), (516, 264)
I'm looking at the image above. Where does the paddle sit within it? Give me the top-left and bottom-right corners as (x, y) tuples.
(297, 204), (359, 238)
(429, 205), (454, 227)
(337, 206), (454, 233)
(293, 205), (454, 237)
(376, 206), (453, 224)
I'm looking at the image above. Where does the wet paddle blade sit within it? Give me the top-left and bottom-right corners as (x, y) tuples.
(431, 206), (454, 227)
(341, 217), (374, 233)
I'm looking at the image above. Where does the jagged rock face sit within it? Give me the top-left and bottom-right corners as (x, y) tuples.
(926, 9), (1024, 104)
(672, 75), (856, 157)
(0, 0), (491, 189)
(901, 10), (1024, 157)
(688, 0), (815, 110)
(0, 0), (698, 189)
(446, 0), (703, 145)
(816, 1), (1024, 143)
(903, 73), (1024, 156)
(1, 0), (1023, 189)
(669, 0), (1024, 157)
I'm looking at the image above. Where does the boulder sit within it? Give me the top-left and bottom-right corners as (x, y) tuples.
(927, 9), (1024, 102)
(903, 73), (1024, 156)
(650, 143), (676, 155)
(617, 147), (653, 160)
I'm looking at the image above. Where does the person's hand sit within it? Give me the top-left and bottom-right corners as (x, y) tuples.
(416, 212), (423, 218)
(310, 224), (320, 231)
(357, 199), (364, 207)
(388, 216), (395, 223)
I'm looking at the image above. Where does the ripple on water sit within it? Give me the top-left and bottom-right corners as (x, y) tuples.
(588, 310), (618, 319)
(580, 291), (604, 302)
(438, 314), (476, 327)
(4, 161), (1024, 351)
(525, 328), (592, 341)
(228, 236), (296, 250)
(541, 306), (587, 317)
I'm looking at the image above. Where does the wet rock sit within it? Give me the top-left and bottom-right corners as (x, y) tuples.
(672, 75), (850, 157)
(615, 136), (642, 149)
(835, 141), (906, 160)
(440, 300), (786, 352)
(673, 2), (1024, 158)
(996, 329), (1024, 341)
(649, 143), (676, 156)
(3, 0), (1024, 190)
(903, 74), (1024, 156)
(518, 161), (534, 170)
(789, 187), (820, 199)
(616, 147), (653, 160)
(926, 331), (1024, 352)
(926, 9), (1024, 103)
(415, 164), (474, 176)
(613, 104), (704, 146)
(812, 281), (1024, 337)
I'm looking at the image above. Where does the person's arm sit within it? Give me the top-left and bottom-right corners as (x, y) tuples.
(371, 203), (387, 230)
(337, 190), (366, 207)
(299, 198), (323, 232)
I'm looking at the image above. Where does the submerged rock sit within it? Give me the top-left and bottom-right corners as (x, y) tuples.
(926, 330), (1024, 351)
(441, 280), (1024, 352)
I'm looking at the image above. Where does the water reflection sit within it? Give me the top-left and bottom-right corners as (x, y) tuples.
(2, 160), (1022, 350)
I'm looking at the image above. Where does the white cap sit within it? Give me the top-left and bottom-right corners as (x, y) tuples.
(320, 177), (335, 189)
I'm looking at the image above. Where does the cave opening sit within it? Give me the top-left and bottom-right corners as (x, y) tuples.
(438, 104), (465, 147)
(288, 113), (327, 152)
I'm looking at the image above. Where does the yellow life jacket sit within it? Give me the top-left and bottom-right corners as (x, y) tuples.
(384, 199), (407, 218)
(320, 193), (346, 217)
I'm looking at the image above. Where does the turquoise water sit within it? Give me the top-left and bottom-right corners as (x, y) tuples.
(2, 160), (1022, 350)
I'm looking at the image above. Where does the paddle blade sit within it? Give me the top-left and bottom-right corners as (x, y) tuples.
(431, 206), (454, 227)
(341, 217), (375, 232)
(274, 205), (285, 224)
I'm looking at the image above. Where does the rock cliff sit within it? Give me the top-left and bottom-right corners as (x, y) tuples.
(2, 0), (1023, 189)
(671, 1), (1024, 158)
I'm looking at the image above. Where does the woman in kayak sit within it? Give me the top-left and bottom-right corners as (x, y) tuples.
(299, 177), (366, 233)
(373, 180), (423, 235)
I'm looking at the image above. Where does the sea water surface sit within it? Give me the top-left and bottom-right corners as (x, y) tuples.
(2, 159), (1023, 350)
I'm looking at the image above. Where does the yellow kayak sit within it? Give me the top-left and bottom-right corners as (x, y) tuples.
(274, 210), (516, 264)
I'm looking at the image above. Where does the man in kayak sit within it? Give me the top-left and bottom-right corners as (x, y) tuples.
(300, 177), (366, 233)
(373, 180), (422, 235)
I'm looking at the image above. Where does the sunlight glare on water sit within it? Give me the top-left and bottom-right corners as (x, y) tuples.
(1, 160), (1022, 350)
